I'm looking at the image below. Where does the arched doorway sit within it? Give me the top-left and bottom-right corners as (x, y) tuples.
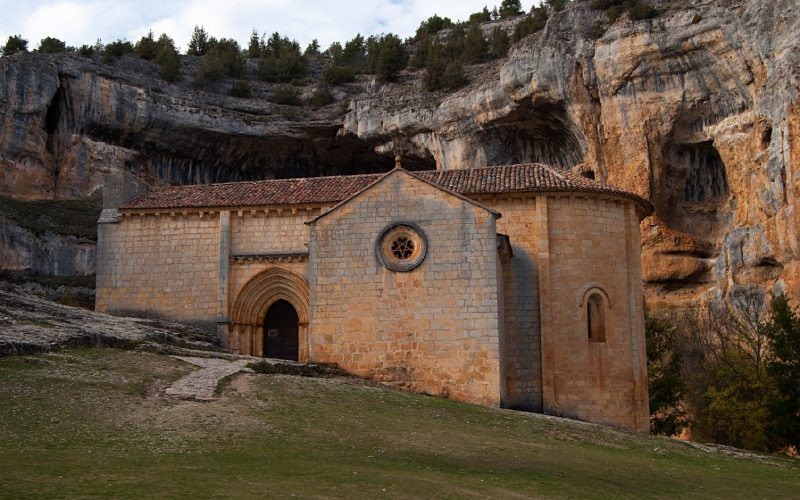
(263, 299), (299, 360)
(228, 267), (310, 358)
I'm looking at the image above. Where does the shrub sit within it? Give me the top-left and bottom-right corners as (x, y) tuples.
(196, 38), (243, 82)
(134, 31), (157, 60)
(38, 37), (66, 53)
(546, 0), (568, 11)
(628, 1), (657, 20)
(309, 85), (334, 107)
(270, 84), (300, 105)
(2, 35), (29, 56)
(102, 40), (134, 63)
(77, 44), (95, 58)
(258, 33), (307, 82)
(442, 59), (466, 90)
(415, 14), (454, 40)
(607, 5), (622, 22)
(58, 288), (78, 307)
(593, 0), (657, 22)
(321, 64), (355, 86)
(514, 6), (549, 41)
(229, 79), (252, 98)
(490, 28), (511, 58)
(468, 7), (492, 24)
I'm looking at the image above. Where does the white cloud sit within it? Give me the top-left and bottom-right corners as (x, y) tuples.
(0, 0), (535, 51)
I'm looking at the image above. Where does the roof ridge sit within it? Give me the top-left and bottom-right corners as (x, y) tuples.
(152, 171), (387, 190)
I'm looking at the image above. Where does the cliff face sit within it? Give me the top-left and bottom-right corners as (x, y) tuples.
(0, 0), (798, 305)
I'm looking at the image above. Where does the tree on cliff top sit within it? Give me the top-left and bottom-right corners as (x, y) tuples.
(499, 0), (523, 18)
(368, 34), (407, 82)
(38, 37), (66, 54)
(2, 35), (28, 56)
(134, 31), (158, 60)
(155, 34), (180, 83)
(187, 25), (210, 56)
(196, 38), (243, 82)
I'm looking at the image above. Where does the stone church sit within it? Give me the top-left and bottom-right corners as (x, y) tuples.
(96, 163), (653, 431)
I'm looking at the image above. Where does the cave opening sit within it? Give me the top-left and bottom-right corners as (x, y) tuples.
(681, 141), (728, 203)
(43, 82), (66, 135)
(477, 99), (586, 170)
(655, 140), (730, 257)
(91, 124), (437, 187)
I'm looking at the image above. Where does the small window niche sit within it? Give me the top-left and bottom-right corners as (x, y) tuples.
(586, 293), (607, 343)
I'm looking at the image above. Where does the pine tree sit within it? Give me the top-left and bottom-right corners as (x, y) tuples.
(441, 59), (466, 89)
(304, 39), (320, 57)
(247, 29), (261, 58)
(38, 37), (66, 54)
(372, 34), (406, 82)
(423, 42), (447, 91)
(102, 40), (134, 63)
(499, 0), (523, 18)
(468, 7), (492, 24)
(463, 24), (487, 64)
(490, 27), (511, 58)
(197, 38), (242, 82)
(765, 294), (800, 450)
(155, 34), (180, 82)
(134, 31), (157, 60)
(187, 25), (210, 56)
(2, 35), (29, 56)
(645, 312), (688, 436)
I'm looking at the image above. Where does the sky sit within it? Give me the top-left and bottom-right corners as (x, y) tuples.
(0, 0), (536, 52)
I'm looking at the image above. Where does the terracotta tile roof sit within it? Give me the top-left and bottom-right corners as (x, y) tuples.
(121, 163), (653, 214)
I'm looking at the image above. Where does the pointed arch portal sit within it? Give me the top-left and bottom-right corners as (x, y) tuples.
(228, 267), (309, 359)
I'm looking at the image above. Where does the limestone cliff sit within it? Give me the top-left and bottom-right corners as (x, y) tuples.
(0, 0), (798, 304)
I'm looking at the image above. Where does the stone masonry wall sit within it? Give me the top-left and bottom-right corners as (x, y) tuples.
(482, 196), (543, 411)
(230, 208), (320, 255)
(308, 171), (504, 406)
(538, 195), (649, 431)
(96, 213), (220, 329)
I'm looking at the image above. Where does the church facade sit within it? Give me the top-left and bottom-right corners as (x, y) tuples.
(96, 164), (653, 431)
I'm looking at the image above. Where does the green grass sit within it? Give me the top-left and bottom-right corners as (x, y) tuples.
(0, 195), (101, 239)
(0, 348), (797, 498)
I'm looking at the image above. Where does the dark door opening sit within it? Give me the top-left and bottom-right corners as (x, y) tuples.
(263, 299), (299, 361)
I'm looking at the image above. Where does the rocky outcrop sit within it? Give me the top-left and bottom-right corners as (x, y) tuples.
(0, 216), (95, 275)
(0, 281), (220, 356)
(0, 0), (798, 305)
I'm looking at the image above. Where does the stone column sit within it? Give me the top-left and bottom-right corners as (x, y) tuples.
(534, 196), (555, 412)
(216, 210), (231, 349)
(625, 202), (649, 431)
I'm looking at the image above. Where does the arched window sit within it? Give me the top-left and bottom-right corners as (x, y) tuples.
(586, 293), (606, 342)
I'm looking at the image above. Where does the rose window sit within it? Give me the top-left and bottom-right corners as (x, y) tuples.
(376, 223), (427, 272)
(391, 236), (415, 259)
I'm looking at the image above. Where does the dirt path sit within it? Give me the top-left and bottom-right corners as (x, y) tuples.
(165, 356), (251, 400)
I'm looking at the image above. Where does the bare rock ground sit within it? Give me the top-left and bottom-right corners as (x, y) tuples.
(0, 281), (220, 355)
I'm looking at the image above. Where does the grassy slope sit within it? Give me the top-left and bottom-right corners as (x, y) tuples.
(0, 195), (102, 240)
(0, 349), (797, 498)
